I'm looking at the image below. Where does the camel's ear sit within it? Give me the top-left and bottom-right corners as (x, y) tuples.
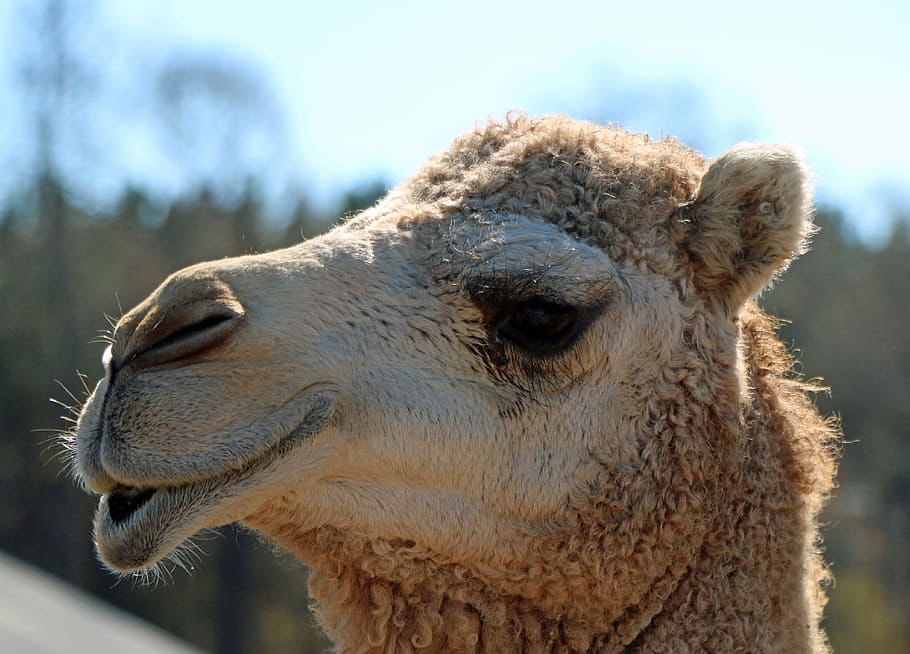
(682, 143), (814, 313)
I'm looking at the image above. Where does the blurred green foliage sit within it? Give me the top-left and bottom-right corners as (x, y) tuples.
(761, 212), (910, 652)
(0, 178), (907, 653)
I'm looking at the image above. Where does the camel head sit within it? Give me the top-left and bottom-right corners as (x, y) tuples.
(73, 116), (833, 652)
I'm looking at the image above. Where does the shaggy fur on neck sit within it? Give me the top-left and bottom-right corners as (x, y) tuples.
(248, 302), (836, 653)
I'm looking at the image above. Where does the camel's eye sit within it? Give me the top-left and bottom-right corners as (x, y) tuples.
(497, 297), (580, 354)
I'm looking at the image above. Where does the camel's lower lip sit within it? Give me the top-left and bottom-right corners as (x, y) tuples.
(95, 477), (212, 572)
(92, 397), (333, 573)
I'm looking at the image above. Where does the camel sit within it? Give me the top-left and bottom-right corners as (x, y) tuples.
(72, 114), (838, 653)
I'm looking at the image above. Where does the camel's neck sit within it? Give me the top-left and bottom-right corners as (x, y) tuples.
(252, 479), (827, 654)
(624, 471), (829, 654)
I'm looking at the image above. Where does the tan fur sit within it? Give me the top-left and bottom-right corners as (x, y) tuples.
(74, 114), (838, 652)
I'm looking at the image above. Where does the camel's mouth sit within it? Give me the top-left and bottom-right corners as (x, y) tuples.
(94, 473), (220, 573)
(107, 486), (157, 524)
(91, 395), (334, 573)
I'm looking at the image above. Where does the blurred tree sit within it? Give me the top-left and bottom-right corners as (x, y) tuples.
(155, 54), (289, 204)
(337, 180), (389, 218)
(18, 0), (99, 188)
(281, 196), (332, 244)
(762, 210), (910, 653)
(232, 179), (263, 253)
(11, 0), (101, 585)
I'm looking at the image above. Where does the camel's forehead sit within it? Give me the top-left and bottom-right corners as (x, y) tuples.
(372, 115), (708, 259)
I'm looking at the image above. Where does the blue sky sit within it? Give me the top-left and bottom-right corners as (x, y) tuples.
(2, 0), (908, 242)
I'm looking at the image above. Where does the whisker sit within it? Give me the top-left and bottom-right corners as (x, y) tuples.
(77, 371), (92, 395)
(193, 528), (224, 542)
(38, 435), (69, 456)
(109, 571), (128, 589)
(55, 456), (79, 480)
(49, 397), (77, 412)
(34, 427), (72, 436)
(53, 379), (81, 407)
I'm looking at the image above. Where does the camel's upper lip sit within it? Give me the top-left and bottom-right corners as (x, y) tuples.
(77, 378), (336, 495)
(92, 396), (333, 573)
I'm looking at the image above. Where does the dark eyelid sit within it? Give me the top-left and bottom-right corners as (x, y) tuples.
(464, 274), (617, 319)
(466, 290), (607, 363)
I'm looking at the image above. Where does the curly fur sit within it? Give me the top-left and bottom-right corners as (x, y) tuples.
(244, 115), (838, 653)
(246, 303), (836, 652)
(79, 113), (838, 653)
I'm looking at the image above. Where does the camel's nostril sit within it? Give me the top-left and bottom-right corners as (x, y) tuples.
(109, 277), (244, 371)
(142, 312), (234, 354)
(128, 306), (243, 369)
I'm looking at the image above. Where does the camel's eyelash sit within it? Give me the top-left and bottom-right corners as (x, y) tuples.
(464, 275), (608, 341)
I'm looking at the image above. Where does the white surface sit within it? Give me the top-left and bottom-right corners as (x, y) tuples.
(0, 550), (204, 654)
